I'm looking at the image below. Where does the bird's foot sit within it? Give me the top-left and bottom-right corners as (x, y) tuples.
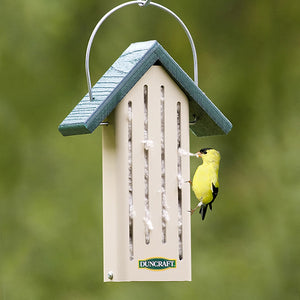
(189, 202), (203, 215)
(188, 208), (197, 215)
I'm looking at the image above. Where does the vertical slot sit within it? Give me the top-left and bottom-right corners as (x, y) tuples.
(177, 102), (183, 260)
(128, 101), (134, 260)
(144, 85), (151, 245)
(161, 85), (168, 244)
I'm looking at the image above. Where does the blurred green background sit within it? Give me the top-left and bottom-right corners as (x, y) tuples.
(1, 0), (299, 299)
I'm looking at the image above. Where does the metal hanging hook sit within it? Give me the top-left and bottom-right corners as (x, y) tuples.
(85, 1), (198, 101)
(138, 0), (151, 6)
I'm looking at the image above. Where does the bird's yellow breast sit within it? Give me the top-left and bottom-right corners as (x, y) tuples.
(192, 164), (219, 204)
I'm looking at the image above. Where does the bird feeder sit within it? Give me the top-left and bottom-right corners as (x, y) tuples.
(59, 1), (232, 282)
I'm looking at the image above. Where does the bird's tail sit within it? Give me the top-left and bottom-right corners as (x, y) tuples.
(199, 204), (208, 220)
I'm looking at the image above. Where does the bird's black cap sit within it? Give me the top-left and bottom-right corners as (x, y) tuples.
(199, 148), (213, 154)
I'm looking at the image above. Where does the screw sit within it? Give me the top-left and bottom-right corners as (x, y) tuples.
(107, 271), (113, 280)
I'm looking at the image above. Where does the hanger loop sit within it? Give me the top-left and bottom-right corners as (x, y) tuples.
(138, 0), (151, 7)
(86, 1), (198, 100)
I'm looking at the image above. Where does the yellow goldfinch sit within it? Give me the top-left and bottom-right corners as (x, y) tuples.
(190, 148), (220, 220)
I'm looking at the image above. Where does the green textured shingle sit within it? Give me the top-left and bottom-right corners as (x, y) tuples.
(58, 40), (232, 136)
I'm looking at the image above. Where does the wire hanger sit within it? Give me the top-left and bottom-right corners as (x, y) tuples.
(85, 1), (198, 101)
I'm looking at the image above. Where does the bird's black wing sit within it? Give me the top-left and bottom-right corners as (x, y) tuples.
(209, 183), (219, 210)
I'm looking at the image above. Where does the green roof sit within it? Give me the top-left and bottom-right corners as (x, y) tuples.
(59, 40), (232, 136)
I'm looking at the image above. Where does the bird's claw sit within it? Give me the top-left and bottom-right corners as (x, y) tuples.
(188, 208), (197, 215)
(189, 202), (203, 216)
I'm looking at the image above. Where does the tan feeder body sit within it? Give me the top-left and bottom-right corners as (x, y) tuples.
(59, 3), (232, 283)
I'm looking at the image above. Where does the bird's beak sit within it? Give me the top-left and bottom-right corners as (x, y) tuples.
(196, 151), (202, 158)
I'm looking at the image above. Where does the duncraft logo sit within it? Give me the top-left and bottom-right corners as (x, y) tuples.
(138, 257), (176, 271)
